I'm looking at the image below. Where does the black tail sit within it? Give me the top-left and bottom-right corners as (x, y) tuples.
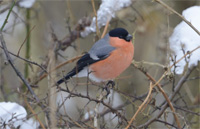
(56, 53), (104, 85)
(56, 69), (77, 85)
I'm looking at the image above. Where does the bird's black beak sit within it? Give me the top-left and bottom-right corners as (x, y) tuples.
(125, 34), (132, 42)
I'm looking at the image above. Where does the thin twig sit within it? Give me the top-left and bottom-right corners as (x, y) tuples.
(131, 45), (200, 128)
(132, 63), (181, 128)
(155, 0), (200, 35)
(155, 119), (178, 128)
(125, 82), (153, 129)
(0, 1), (15, 31)
(94, 92), (104, 128)
(66, 0), (75, 24)
(0, 32), (40, 102)
(170, 46), (200, 69)
(91, 0), (101, 38)
(60, 17), (91, 50)
(17, 25), (35, 56)
(101, 20), (110, 38)
(24, 8), (31, 79)
(1, 30), (49, 125)
(154, 83), (181, 128)
(34, 55), (83, 84)
(58, 87), (128, 124)
(25, 98), (46, 129)
(150, 45), (200, 93)
(138, 66), (195, 128)
(174, 105), (200, 116)
(0, 45), (47, 72)
(133, 60), (166, 68)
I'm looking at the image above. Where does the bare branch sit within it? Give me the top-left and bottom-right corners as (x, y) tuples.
(138, 66), (196, 128)
(155, 0), (200, 35)
(0, 32), (40, 102)
(125, 82), (153, 129)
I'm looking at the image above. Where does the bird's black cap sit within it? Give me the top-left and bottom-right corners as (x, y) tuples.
(109, 28), (132, 42)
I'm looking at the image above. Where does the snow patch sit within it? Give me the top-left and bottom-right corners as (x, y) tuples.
(19, 0), (36, 8)
(80, 0), (132, 37)
(169, 6), (200, 74)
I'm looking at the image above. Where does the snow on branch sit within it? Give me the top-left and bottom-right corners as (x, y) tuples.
(80, 0), (132, 37)
(61, 0), (132, 50)
(0, 102), (39, 129)
(169, 6), (200, 74)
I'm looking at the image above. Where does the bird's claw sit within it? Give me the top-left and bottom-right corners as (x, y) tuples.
(106, 80), (115, 88)
(103, 80), (115, 98)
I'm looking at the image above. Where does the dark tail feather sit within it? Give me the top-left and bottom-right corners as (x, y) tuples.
(56, 69), (77, 85)
(56, 53), (99, 85)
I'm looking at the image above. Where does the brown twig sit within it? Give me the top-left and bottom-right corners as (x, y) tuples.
(58, 87), (128, 124)
(170, 46), (200, 69)
(155, 0), (200, 35)
(91, 0), (101, 38)
(130, 45), (200, 128)
(66, 0), (75, 24)
(60, 17), (91, 50)
(0, 44), (47, 72)
(132, 62), (181, 128)
(77, 90), (155, 128)
(155, 83), (181, 128)
(17, 25), (35, 56)
(0, 32), (40, 102)
(101, 20), (110, 38)
(25, 98), (46, 129)
(150, 45), (200, 93)
(125, 82), (153, 129)
(138, 66), (195, 128)
(34, 54), (83, 84)
(0, 33), (51, 124)
(146, 45), (199, 92)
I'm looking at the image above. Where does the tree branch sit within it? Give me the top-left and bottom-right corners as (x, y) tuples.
(137, 66), (196, 128)
(0, 32), (40, 102)
(155, 0), (200, 35)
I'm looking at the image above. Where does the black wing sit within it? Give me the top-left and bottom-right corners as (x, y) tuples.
(56, 53), (108, 85)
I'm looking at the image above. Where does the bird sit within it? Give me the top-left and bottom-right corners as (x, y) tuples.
(56, 28), (134, 85)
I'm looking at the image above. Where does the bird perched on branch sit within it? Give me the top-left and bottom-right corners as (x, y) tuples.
(57, 28), (134, 85)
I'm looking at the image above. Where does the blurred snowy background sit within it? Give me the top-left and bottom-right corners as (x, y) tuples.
(0, 0), (199, 128)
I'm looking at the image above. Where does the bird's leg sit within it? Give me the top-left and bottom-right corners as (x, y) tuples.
(104, 80), (115, 97)
(106, 80), (115, 88)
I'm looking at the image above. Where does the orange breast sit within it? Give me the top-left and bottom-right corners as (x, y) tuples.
(89, 37), (134, 81)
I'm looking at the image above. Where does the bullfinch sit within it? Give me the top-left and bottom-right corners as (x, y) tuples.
(57, 28), (134, 85)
